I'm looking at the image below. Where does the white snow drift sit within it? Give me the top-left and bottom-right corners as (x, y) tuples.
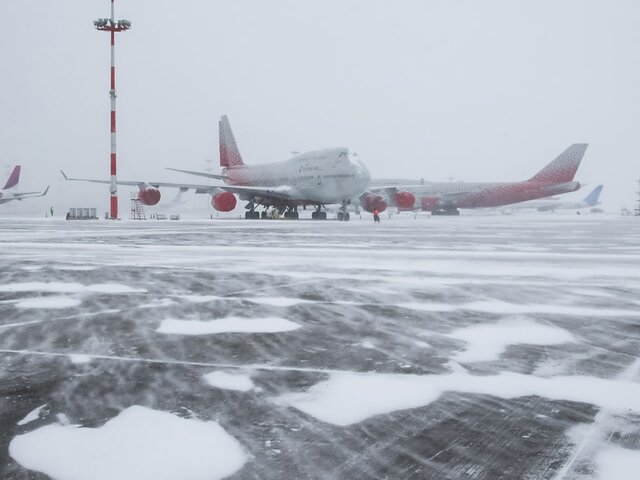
(280, 370), (640, 426)
(157, 317), (300, 335)
(445, 319), (576, 362)
(204, 371), (255, 392)
(0, 282), (145, 294)
(9, 405), (247, 480)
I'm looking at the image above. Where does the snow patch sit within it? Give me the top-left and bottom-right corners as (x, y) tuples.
(9, 405), (247, 480)
(445, 319), (576, 362)
(204, 371), (255, 392)
(401, 300), (637, 317)
(69, 354), (92, 364)
(179, 295), (228, 303)
(245, 297), (314, 307)
(595, 446), (640, 480)
(17, 405), (47, 426)
(15, 297), (81, 309)
(279, 370), (640, 426)
(0, 282), (145, 294)
(157, 317), (301, 335)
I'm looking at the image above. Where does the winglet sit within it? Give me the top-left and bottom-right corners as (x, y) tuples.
(41, 186), (50, 197)
(3, 166), (21, 190)
(219, 115), (244, 167)
(529, 144), (588, 185)
(60, 170), (69, 180)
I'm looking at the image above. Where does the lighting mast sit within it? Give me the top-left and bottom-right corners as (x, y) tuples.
(94, 1), (131, 220)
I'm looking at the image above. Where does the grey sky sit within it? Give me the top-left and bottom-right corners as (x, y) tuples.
(1, 0), (639, 213)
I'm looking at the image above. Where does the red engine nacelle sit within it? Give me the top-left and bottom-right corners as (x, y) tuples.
(138, 187), (161, 206)
(212, 191), (237, 212)
(361, 193), (387, 213)
(394, 191), (416, 210)
(421, 196), (440, 211)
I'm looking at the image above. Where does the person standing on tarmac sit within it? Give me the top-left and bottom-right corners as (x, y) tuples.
(373, 209), (381, 223)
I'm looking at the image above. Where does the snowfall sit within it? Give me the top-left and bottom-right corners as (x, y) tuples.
(0, 214), (639, 479)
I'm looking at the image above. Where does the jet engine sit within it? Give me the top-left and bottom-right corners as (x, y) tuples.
(360, 193), (387, 213)
(394, 191), (416, 210)
(421, 196), (440, 211)
(212, 191), (237, 212)
(138, 187), (161, 206)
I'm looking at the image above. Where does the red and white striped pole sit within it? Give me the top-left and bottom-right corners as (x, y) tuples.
(95, 1), (130, 220)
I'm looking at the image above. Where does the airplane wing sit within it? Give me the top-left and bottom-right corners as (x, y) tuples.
(61, 170), (299, 202)
(60, 171), (215, 192)
(215, 184), (297, 201)
(13, 186), (50, 199)
(166, 167), (227, 180)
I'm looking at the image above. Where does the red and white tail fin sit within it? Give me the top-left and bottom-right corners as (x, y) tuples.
(219, 115), (244, 167)
(529, 143), (588, 185)
(2, 165), (20, 190)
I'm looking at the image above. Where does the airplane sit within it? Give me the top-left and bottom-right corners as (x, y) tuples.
(370, 143), (589, 215)
(0, 166), (50, 205)
(506, 184), (604, 212)
(62, 115), (383, 221)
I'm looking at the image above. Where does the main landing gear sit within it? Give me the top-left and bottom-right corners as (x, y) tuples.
(244, 200), (260, 219)
(337, 200), (350, 221)
(311, 205), (327, 220)
(432, 208), (460, 216)
(283, 206), (299, 220)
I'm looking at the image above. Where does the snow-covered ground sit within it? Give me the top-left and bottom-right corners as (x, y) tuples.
(0, 214), (639, 479)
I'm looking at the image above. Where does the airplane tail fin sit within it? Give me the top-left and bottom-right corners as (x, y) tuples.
(219, 115), (244, 167)
(529, 144), (588, 185)
(3, 166), (21, 190)
(583, 185), (603, 206)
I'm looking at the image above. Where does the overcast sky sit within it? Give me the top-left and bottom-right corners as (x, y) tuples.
(1, 0), (639, 214)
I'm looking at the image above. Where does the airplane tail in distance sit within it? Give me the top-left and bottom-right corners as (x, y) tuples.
(2, 165), (21, 190)
(219, 115), (244, 167)
(584, 185), (603, 206)
(529, 143), (588, 185)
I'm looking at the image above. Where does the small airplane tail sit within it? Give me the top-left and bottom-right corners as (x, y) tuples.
(529, 143), (588, 185)
(2, 165), (21, 190)
(219, 115), (244, 167)
(583, 184), (603, 206)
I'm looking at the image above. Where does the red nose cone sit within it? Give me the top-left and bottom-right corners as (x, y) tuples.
(361, 194), (387, 213)
(421, 196), (439, 211)
(138, 187), (161, 206)
(394, 191), (415, 210)
(212, 191), (237, 212)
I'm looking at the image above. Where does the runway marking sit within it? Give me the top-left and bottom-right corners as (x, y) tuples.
(0, 348), (351, 375)
(0, 309), (121, 330)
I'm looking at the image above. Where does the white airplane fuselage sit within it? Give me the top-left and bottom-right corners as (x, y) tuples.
(222, 148), (371, 205)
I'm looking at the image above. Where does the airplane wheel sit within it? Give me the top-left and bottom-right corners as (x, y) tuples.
(292, 211), (299, 220)
(344, 212), (350, 221)
(319, 212), (327, 220)
(311, 211), (318, 220)
(337, 211), (344, 221)
(261, 211), (268, 219)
